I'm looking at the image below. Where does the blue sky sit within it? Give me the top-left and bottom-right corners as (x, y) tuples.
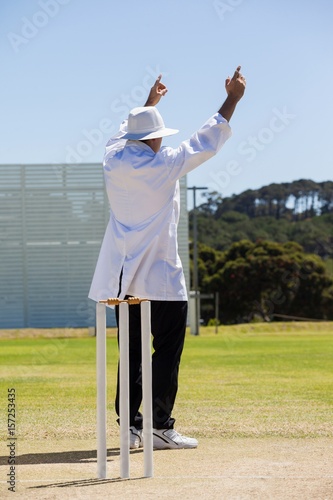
(1, 0), (332, 208)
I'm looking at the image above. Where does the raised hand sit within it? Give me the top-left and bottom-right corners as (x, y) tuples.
(225, 65), (246, 101)
(218, 65), (246, 122)
(144, 74), (168, 106)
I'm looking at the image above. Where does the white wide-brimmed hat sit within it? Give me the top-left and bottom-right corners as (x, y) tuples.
(122, 106), (179, 140)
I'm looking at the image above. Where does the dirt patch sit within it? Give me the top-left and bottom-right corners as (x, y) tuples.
(1, 437), (332, 499)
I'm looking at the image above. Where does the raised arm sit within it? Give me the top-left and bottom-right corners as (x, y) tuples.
(144, 74), (168, 106)
(218, 65), (246, 122)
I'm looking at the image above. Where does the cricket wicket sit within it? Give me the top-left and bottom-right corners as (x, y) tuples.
(96, 297), (153, 479)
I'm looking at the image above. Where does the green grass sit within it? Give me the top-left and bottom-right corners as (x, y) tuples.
(0, 323), (332, 440)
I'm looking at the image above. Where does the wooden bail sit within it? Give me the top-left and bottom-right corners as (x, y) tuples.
(99, 297), (148, 306)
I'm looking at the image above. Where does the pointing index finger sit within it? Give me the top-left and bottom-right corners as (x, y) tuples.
(231, 65), (241, 80)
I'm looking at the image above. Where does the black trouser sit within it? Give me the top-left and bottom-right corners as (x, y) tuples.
(115, 299), (188, 430)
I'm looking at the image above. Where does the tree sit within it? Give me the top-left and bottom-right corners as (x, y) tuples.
(197, 240), (333, 324)
(194, 179), (333, 222)
(189, 191), (333, 259)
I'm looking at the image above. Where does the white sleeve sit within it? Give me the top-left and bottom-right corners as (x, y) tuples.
(163, 113), (232, 182)
(103, 120), (129, 165)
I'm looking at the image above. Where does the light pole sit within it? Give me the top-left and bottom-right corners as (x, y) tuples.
(187, 186), (207, 335)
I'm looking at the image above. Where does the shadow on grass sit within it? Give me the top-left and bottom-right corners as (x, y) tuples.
(0, 447), (143, 466)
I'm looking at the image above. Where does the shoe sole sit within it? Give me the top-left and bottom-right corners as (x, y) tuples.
(153, 435), (198, 450)
(153, 444), (197, 450)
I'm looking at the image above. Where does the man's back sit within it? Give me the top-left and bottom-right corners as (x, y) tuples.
(104, 140), (178, 229)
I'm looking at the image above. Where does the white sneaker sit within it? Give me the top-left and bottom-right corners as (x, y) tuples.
(153, 428), (198, 450)
(130, 426), (143, 449)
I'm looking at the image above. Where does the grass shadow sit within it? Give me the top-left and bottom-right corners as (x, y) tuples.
(0, 447), (143, 466)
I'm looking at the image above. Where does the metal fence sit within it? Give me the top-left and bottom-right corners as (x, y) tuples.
(0, 164), (189, 328)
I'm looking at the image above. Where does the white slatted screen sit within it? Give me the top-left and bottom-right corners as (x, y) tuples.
(0, 165), (189, 328)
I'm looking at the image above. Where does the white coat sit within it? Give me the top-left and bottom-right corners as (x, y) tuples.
(88, 113), (232, 302)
